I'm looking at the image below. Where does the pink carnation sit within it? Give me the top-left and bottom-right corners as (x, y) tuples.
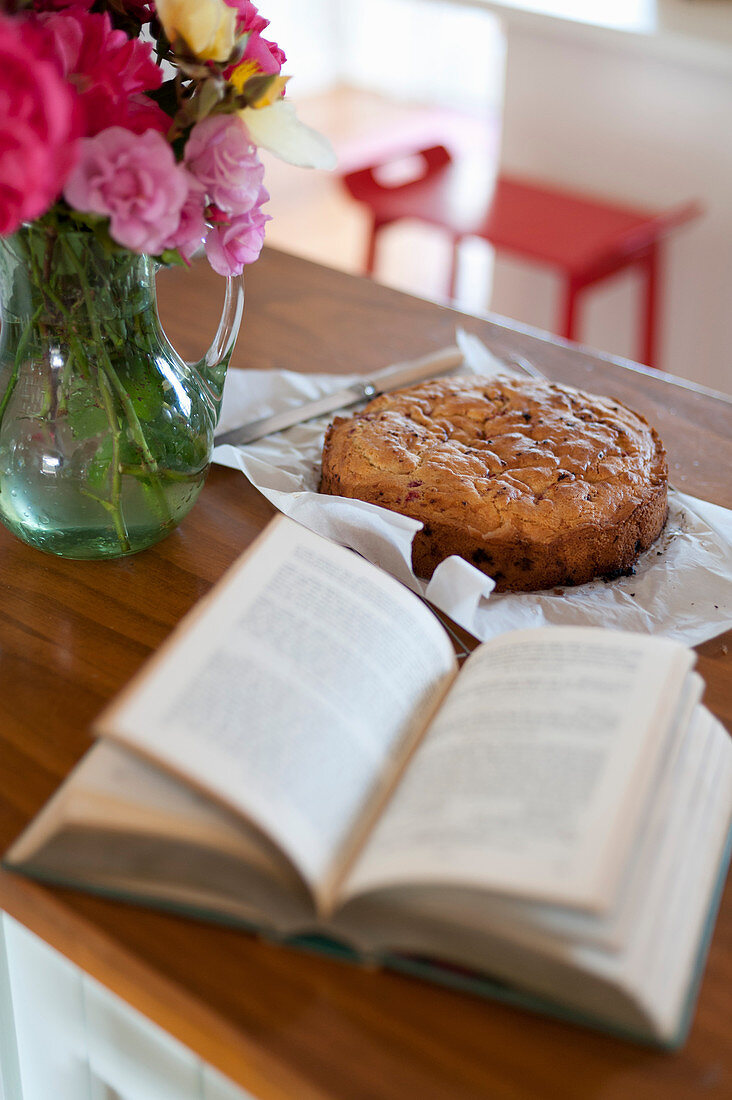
(63, 127), (189, 255)
(185, 115), (265, 215)
(204, 194), (270, 276)
(226, 0), (285, 74)
(36, 9), (168, 136)
(0, 14), (81, 235)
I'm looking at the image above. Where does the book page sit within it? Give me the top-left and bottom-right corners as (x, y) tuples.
(7, 741), (295, 886)
(5, 741), (317, 931)
(100, 517), (456, 894)
(333, 708), (732, 1043)
(343, 627), (694, 911)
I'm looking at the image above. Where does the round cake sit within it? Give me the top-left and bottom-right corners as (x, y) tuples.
(320, 375), (668, 592)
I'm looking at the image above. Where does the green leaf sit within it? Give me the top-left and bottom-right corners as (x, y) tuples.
(155, 28), (172, 66)
(171, 130), (190, 162)
(115, 358), (164, 422)
(64, 211), (123, 257)
(146, 79), (180, 119)
(157, 248), (188, 268)
(86, 435), (114, 491)
(196, 78), (224, 120)
(236, 73), (278, 107)
(65, 382), (110, 440)
(65, 211), (105, 230)
(230, 32), (251, 65)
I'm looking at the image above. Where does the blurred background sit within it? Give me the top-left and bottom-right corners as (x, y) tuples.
(258, 0), (732, 395)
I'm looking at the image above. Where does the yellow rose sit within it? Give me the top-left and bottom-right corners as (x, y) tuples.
(156, 0), (237, 63)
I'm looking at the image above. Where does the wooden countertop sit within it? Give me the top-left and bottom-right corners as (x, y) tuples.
(1, 248), (730, 1100)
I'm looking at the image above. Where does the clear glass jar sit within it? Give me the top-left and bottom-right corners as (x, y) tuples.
(0, 225), (243, 558)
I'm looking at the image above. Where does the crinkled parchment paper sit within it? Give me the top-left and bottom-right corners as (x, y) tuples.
(213, 336), (732, 646)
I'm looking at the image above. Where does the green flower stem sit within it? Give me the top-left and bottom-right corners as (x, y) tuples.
(68, 333), (92, 382)
(34, 237), (131, 550)
(42, 228), (56, 285)
(100, 364), (159, 471)
(101, 364), (173, 526)
(24, 237), (57, 418)
(120, 464), (196, 482)
(0, 303), (43, 424)
(96, 366), (130, 553)
(56, 341), (74, 415)
(59, 236), (173, 528)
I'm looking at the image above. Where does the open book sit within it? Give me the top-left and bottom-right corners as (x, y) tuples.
(6, 517), (732, 1047)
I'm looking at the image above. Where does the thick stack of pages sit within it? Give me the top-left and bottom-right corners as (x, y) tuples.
(6, 517), (732, 1046)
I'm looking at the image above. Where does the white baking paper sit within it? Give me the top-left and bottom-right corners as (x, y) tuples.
(213, 338), (732, 646)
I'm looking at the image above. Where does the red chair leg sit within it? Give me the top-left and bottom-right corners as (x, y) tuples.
(560, 277), (582, 343)
(641, 243), (659, 369)
(364, 216), (381, 276)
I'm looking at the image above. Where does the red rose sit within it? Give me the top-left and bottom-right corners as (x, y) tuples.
(0, 15), (81, 235)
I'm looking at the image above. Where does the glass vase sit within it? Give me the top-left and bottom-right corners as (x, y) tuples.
(0, 225), (243, 558)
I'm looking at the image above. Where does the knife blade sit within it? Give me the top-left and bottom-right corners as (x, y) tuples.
(213, 347), (465, 448)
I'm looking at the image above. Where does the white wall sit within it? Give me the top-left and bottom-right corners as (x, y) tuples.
(271, 0), (504, 112)
(493, 23), (732, 392)
(336, 0), (504, 112)
(266, 0), (342, 96)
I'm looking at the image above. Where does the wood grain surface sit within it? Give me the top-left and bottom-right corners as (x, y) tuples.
(0, 248), (730, 1100)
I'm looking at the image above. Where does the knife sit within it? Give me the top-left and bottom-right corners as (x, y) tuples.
(213, 347), (465, 448)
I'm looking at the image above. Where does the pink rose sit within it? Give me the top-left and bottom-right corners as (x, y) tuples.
(0, 14), (81, 235)
(163, 175), (207, 261)
(204, 188), (270, 276)
(185, 114), (265, 215)
(63, 127), (189, 255)
(36, 10), (167, 136)
(225, 0), (285, 74)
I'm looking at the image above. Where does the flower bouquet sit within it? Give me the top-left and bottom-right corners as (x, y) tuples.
(0, 0), (334, 558)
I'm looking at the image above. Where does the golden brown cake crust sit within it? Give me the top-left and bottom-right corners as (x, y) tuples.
(320, 375), (668, 592)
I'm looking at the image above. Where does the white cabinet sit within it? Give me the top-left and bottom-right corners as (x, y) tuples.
(0, 914), (258, 1100)
(2, 913), (89, 1100)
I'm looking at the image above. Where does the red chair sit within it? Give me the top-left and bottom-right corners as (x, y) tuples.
(342, 145), (702, 368)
